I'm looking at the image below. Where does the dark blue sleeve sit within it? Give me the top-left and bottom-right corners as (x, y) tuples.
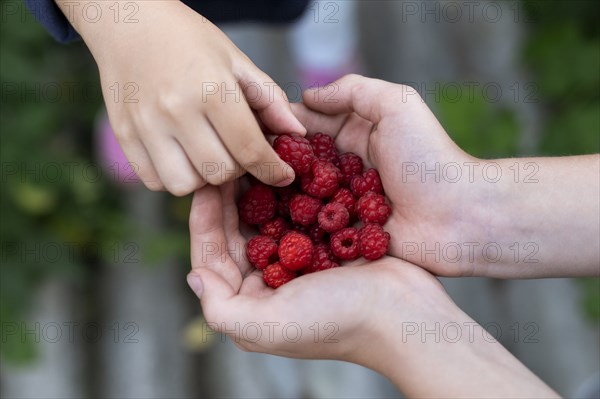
(24, 0), (309, 44)
(24, 0), (80, 42)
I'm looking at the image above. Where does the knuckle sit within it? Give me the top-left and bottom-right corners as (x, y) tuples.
(395, 84), (422, 103)
(342, 73), (365, 85)
(350, 80), (368, 102)
(159, 90), (194, 117)
(113, 122), (136, 144)
(203, 169), (224, 186)
(275, 85), (289, 102)
(203, 175), (222, 186)
(165, 178), (198, 197)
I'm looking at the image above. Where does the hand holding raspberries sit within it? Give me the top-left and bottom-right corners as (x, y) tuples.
(240, 134), (392, 288)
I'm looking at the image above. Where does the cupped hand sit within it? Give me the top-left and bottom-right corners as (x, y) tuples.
(291, 74), (492, 277)
(69, 1), (304, 194)
(186, 182), (450, 365)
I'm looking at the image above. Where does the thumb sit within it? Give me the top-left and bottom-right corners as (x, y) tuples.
(237, 64), (306, 136)
(187, 269), (259, 338)
(187, 268), (235, 307)
(302, 74), (407, 124)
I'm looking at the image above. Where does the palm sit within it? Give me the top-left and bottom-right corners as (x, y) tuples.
(293, 98), (477, 276)
(189, 182), (445, 359)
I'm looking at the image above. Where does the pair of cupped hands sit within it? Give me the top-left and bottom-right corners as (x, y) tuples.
(186, 73), (491, 365)
(185, 74), (572, 397)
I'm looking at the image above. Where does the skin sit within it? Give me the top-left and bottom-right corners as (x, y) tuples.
(291, 75), (600, 278)
(55, 0), (305, 195)
(181, 74), (599, 396)
(186, 183), (558, 398)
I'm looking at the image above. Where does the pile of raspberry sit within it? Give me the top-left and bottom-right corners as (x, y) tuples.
(239, 133), (391, 288)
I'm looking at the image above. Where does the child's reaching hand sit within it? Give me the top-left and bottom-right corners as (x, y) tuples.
(56, 0), (305, 195)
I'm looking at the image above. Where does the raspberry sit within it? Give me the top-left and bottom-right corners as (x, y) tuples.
(240, 129), (393, 276)
(273, 134), (316, 175)
(350, 169), (384, 196)
(338, 152), (363, 185)
(331, 187), (357, 217)
(330, 227), (360, 260)
(259, 217), (289, 241)
(278, 232), (314, 271)
(356, 192), (392, 225)
(246, 236), (278, 270)
(291, 223), (327, 244)
(303, 243), (339, 274)
(318, 202), (349, 233)
(263, 262), (296, 288)
(358, 224), (390, 260)
(289, 194), (322, 226)
(275, 186), (296, 217)
(238, 184), (277, 225)
(310, 133), (339, 165)
(308, 224), (328, 243)
(301, 160), (340, 198)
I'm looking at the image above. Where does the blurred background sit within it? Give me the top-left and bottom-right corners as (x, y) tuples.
(1, 0), (599, 398)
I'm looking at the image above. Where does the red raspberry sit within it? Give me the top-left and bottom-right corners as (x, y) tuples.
(318, 202), (349, 233)
(308, 224), (328, 243)
(350, 168), (384, 196)
(238, 184), (277, 225)
(263, 262), (296, 288)
(303, 243), (339, 274)
(291, 223), (310, 236)
(273, 134), (316, 175)
(291, 223), (327, 244)
(358, 224), (390, 260)
(275, 186), (296, 217)
(301, 160), (340, 198)
(289, 194), (322, 226)
(246, 236), (278, 270)
(331, 187), (357, 217)
(338, 152), (363, 185)
(278, 232), (313, 271)
(310, 133), (339, 165)
(259, 217), (289, 241)
(330, 227), (360, 260)
(356, 192), (392, 225)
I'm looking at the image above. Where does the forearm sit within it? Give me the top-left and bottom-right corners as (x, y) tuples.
(371, 303), (559, 398)
(474, 154), (599, 278)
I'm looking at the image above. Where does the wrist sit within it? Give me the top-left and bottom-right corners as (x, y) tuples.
(368, 289), (558, 397)
(53, 0), (184, 57)
(461, 158), (522, 277)
(345, 266), (462, 380)
(468, 157), (595, 278)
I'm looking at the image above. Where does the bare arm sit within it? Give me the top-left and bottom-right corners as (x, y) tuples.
(292, 75), (600, 279)
(474, 155), (600, 278)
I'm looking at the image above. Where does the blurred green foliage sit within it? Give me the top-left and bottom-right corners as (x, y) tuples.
(0, 8), (191, 363)
(1, 10), (110, 363)
(436, 88), (520, 158)
(437, 2), (599, 158)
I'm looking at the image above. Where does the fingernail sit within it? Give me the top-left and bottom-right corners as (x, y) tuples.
(187, 273), (204, 297)
(274, 166), (295, 187)
(274, 176), (295, 187)
(290, 118), (307, 135)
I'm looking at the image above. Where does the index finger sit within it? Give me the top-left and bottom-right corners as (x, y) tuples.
(207, 84), (296, 187)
